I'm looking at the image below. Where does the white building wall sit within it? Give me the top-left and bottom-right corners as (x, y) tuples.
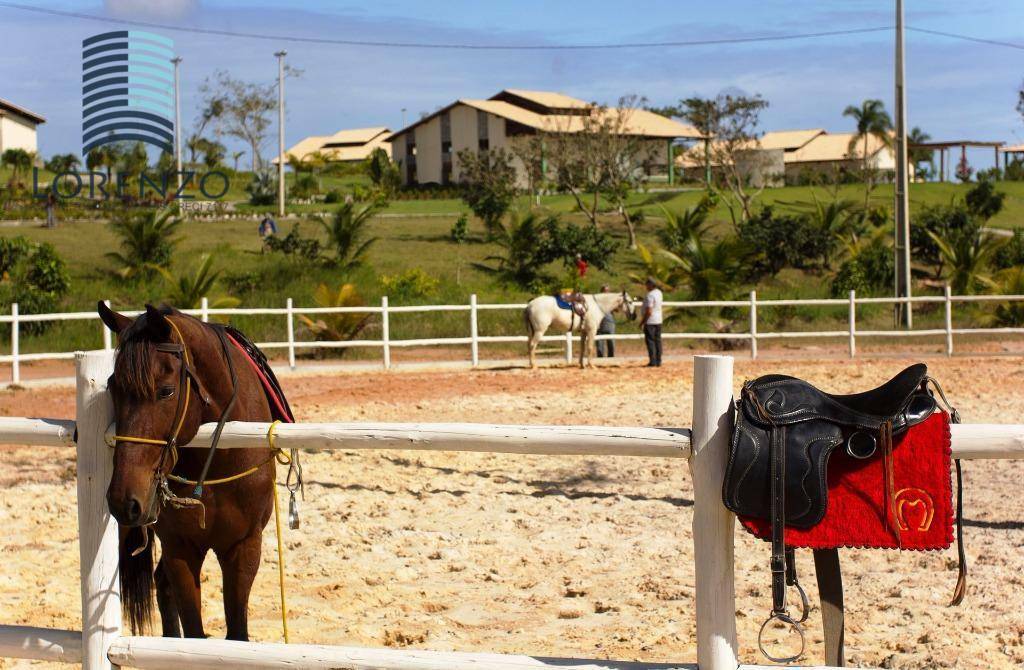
(0, 113), (39, 154)
(449, 104), (477, 183)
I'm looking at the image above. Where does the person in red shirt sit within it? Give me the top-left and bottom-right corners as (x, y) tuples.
(575, 253), (588, 279)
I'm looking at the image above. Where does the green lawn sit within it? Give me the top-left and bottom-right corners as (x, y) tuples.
(0, 179), (1020, 358)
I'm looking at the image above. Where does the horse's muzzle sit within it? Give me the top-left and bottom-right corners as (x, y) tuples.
(107, 488), (158, 527)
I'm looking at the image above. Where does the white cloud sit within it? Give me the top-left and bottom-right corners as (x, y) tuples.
(104, 0), (199, 21)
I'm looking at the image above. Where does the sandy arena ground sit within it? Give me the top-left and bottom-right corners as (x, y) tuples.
(1, 356), (1023, 669)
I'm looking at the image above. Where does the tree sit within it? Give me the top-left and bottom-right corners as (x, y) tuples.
(45, 153), (80, 175)
(365, 147), (401, 196)
(158, 254), (239, 309)
(831, 227), (894, 297)
(843, 99), (892, 207)
(189, 97), (226, 163)
(965, 176), (1005, 220)
(785, 191), (865, 266)
(318, 202), (379, 273)
(230, 150), (245, 172)
(456, 147), (517, 238)
(199, 71), (276, 171)
(105, 209), (182, 281)
(656, 196), (714, 249)
(544, 95), (659, 247)
(508, 133), (547, 206)
(908, 127), (933, 179)
(737, 206), (831, 277)
(1, 148), (33, 185)
(675, 94), (771, 222)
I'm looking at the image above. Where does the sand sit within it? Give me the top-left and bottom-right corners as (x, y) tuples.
(0, 356), (1022, 669)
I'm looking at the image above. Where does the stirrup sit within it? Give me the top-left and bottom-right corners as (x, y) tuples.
(758, 611), (806, 664)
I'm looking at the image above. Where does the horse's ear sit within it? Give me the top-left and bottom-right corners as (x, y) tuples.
(97, 301), (132, 334)
(143, 304), (171, 340)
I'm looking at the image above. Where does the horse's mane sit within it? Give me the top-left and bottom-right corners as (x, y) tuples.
(113, 305), (189, 400)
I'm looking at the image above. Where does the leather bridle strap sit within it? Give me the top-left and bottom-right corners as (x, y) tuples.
(189, 324), (239, 497)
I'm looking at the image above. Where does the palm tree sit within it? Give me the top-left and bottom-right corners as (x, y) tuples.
(1, 148), (33, 185)
(926, 226), (1003, 294)
(105, 209), (182, 281)
(789, 191), (864, 265)
(231, 150), (245, 172)
(658, 234), (747, 302)
(656, 202), (712, 249)
(318, 202), (379, 273)
(158, 254), (239, 309)
(843, 99), (892, 207)
(908, 127), (933, 180)
(297, 283), (371, 357)
(473, 211), (556, 289)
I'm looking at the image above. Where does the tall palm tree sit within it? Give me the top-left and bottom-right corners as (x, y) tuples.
(843, 99), (893, 207)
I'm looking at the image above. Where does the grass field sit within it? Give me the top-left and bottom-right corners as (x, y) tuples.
(0, 179), (1020, 358)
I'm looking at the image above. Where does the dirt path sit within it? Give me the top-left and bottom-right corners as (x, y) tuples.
(0, 357), (1022, 668)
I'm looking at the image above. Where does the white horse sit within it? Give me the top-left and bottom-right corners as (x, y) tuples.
(524, 291), (635, 369)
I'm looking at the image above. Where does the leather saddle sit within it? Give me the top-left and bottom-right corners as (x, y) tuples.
(723, 364), (965, 665)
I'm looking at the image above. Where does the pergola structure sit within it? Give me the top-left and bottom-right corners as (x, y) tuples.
(910, 139), (1004, 181)
(998, 143), (1024, 169)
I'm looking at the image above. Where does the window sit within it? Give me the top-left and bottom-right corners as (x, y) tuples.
(440, 112), (452, 185)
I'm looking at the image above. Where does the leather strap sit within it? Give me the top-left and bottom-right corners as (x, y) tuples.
(190, 324), (239, 496)
(814, 548), (846, 667)
(770, 424), (787, 618)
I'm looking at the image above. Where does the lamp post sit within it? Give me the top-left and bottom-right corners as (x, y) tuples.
(275, 50), (287, 218)
(171, 56), (183, 194)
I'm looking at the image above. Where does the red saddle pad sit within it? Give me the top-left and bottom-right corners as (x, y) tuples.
(739, 411), (953, 550)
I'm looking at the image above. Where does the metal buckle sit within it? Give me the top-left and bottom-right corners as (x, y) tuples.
(846, 431), (877, 459)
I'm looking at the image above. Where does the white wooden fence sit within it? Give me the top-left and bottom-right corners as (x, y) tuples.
(0, 352), (1023, 669)
(3, 289), (1024, 383)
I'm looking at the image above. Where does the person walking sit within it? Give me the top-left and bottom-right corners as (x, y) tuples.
(596, 284), (616, 358)
(45, 191), (57, 229)
(640, 277), (663, 367)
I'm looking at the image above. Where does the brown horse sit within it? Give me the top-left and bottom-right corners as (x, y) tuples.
(99, 302), (277, 640)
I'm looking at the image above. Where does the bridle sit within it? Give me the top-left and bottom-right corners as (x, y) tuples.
(111, 316), (244, 523)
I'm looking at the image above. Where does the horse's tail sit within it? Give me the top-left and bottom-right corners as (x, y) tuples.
(119, 525), (155, 634)
(523, 305), (535, 339)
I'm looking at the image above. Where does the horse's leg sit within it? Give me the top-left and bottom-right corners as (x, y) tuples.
(155, 559), (181, 637)
(161, 541), (207, 638)
(579, 328), (587, 369)
(529, 326), (544, 369)
(218, 533), (263, 642)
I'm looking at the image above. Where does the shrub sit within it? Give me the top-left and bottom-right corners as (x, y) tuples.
(737, 206), (830, 277)
(297, 284), (371, 357)
(365, 148), (401, 196)
(543, 218), (618, 271)
(264, 223), (322, 261)
(318, 202), (379, 273)
(0, 238), (71, 334)
(993, 229), (1024, 270)
(474, 211), (557, 290)
(105, 208), (182, 281)
(831, 239), (894, 297)
(159, 254), (239, 310)
(965, 176), (1005, 220)
(290, 173), (319, 199)
(456, 148), (517, 237)
(379, 268), (439, 302)
(324, 189), (343, 204)
(911, 203), (976, 278)
(246, 170), (276, 206)
(450, 214), (469, 244)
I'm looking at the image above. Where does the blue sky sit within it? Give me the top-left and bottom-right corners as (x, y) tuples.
(3, 1), (1023, 169)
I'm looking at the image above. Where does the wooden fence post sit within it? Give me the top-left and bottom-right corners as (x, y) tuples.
(944, 285), (954, 356)
(10, 303), (18, 386)
(469, 294), (479, 367)
(102, 300), (112, 353)
(848, 290), (857, 359)
(749, 290), (758, 360)
(286, 298), (296, 370)
(381, 296), (391, 370)
(689, 355), (737, 670)
(564, 330), (572, 365)
(200, 297), (209, 323)
(75, 351), (119, 670)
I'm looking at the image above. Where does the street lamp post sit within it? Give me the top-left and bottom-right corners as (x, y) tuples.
(171, 57), (183, 195)
(275, 50), (287, 219)
(894, 0), (912, 327)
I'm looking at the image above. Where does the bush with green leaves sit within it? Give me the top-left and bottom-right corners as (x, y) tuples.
(737, 206), (830, 277)
(450, 214), (469, 244)
(379, 268), (439, 302)
(159, 254), (239, 309)
(0, 237), (71, 333)
(290, 173), (319, 199)
(365, 147), (401, 196)
(543, 218), (618, 271)
(246, 170), (276, 206)
(993, 229), (1024, 271)
(965, 177), (1005, 220)
(324, 189), (343, 204)
(830, 236), (894, 297)
(106, 208), (182, 281)
(474, 211), (557, 290)
(264, 223), (322, 261)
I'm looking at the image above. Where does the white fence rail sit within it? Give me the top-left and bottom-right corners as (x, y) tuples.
(0, 351), (1021, 669)
(3, 289), (1024, 383)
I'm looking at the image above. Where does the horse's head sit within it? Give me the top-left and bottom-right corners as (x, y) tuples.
(99, 302), (210, 527)
(620, 290), (636, 320)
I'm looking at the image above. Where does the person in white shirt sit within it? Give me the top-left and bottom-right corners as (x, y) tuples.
(640, 277), (663, 367)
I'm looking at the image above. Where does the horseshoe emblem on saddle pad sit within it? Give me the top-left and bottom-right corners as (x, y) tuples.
(894, 487), (935, 532)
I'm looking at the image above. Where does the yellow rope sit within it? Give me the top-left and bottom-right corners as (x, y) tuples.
(267, 419), (289, 643)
